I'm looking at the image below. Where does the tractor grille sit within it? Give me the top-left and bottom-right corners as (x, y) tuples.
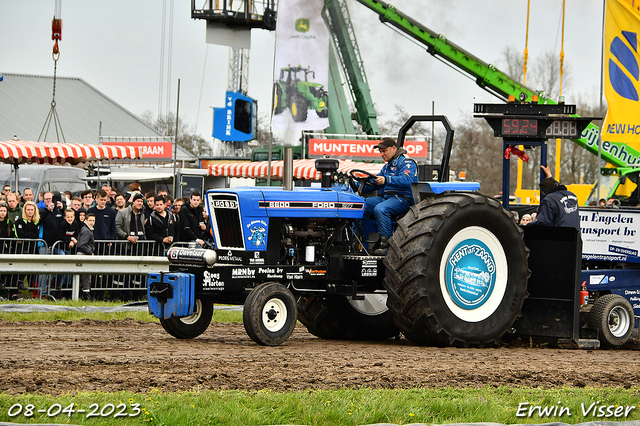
(208, 193), (244, 249)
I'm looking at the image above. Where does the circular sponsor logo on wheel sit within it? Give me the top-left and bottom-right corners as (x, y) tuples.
(445, 238), (496, 310)
(439, 226), (508, 323)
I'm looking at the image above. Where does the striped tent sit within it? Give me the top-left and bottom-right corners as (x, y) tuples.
(207, 159), (383, 180)
(0, 140), (143, 165)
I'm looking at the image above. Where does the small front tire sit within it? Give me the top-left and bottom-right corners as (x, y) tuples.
(243, 282), (297, 346)
(159, 299), (214, 339)
(590, 294), (634, 347)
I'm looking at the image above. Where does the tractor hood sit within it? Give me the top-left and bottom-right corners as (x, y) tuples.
(205, 187), (365, 252)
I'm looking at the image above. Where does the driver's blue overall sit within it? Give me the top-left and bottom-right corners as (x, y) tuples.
(364, 152), (418, 238)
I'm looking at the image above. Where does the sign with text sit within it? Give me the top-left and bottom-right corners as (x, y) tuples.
(581, 208), (640, 263)
(308, 139), (428, 160)
(102, 142), (173, 161)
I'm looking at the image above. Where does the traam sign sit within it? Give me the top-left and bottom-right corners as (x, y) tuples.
(309, 139), (428, 160)
(102, 142), (173, 161)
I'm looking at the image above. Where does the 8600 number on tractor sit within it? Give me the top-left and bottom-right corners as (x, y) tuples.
(273, 65), (329, 122)
(148, 115), (532, 347)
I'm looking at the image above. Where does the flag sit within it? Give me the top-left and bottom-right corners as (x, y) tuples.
(603, 0), (640, 151)
(272, 0), (330, 131)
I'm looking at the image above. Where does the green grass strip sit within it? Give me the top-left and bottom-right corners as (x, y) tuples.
(0, 387), (638, 425)
(0, 300), (243, 323)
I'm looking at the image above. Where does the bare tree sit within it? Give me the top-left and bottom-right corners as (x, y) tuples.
(139, 111), (212, 157)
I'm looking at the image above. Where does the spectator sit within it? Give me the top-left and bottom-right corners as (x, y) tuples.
(59, 208), (79, 252)
(63, 191), (72, 208)
(58, 208), (79, 291)
(164, 194), (173, 210)
(116, 193), (147, 243)
(172, 197), (184, 214)
(70, 196), (83, 221)
(114, 193), (127, 211)
(22, 187), (34, 204)
(77, 212), (95, 300)
(80, 190), (95, 210)
(6, 193), (22, 223)
(520, 214), (532, 225)
(607, 197), (621, 209)
(101, 184), (115, 207)
(87, 189), (117, 241)
(179, 191), (206, 247)
(39, 191), (65, 250)
(78, 209), (86, 223)
(144, 191), (155, 219)
(146, 195), (177, 252)
(128, 182), (142, 204)
(0, 203), (11, 294)
(13, 201), (41, 291)
(2, 185), (10, 197)
(512, 211), (520, 224)
(0, 194), (5, 204)
(598, 198), (607, 208)
(15, 190), (22, 206)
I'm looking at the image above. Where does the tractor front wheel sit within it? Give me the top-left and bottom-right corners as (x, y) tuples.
(159, 298), (214, 339)
(317, 94), (329, 118)
(297, 293), (398, 340)
(291, 94), (308, 122)
(274, 84), (284, 115)
(243, 282), (297, 346)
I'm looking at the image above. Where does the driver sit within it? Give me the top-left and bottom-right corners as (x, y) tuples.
(364, 138), (418, 255)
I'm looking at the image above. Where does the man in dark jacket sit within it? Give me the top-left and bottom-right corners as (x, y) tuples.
(364, 138), (418, 255)
(77, 212), (95, 300)
(529, 165), (580, 230)
(179, 191), (206, 247)
(39, 191), (65, 250)
(146, 195), (177, 254)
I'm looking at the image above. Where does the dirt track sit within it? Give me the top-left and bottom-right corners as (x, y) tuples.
(1, 319), (639, 395)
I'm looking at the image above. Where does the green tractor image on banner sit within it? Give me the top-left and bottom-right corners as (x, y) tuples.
(274, 65), (329, 122)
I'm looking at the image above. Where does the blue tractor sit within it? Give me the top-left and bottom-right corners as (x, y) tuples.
(149, 116), (530, 346)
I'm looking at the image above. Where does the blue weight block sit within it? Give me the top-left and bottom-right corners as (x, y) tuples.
(147, 272), (195, 319)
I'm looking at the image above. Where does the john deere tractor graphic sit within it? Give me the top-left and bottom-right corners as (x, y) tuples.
(274, 65), (329, 122)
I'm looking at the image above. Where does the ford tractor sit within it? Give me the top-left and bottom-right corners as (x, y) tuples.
(273, 65), (329, 122)
(148, 116), (531, 347)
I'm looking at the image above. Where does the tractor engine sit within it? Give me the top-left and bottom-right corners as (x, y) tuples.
(279, 217), (354, 266)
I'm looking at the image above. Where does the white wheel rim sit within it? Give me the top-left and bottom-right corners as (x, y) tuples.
(262, 297), (288, 332)
(439, 226), (508, 323)
(609, 305), (631, 337)
(348, 293), (388, 316)
(180, 299), (202, 325)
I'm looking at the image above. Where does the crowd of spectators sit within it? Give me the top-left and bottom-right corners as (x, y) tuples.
(0, 183), (212, 300)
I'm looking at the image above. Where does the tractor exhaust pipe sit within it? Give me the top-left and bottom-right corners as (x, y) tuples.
(283, 146), (294, 191)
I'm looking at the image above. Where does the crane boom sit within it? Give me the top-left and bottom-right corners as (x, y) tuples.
(353, 0), (640, 169)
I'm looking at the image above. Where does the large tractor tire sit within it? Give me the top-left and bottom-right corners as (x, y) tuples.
(291, 94), (308, 122)
(589, 294), (634, 347)
(274, 84), (284, 115)
(384, 193), (529, 347)
(297, 293), (398, 341)
(317, 94), (329, 118)
(159, 298), (214, 339)
(243, 282), (297, 346)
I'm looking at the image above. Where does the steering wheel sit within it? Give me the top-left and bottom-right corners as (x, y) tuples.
(348, 169), (381, 195)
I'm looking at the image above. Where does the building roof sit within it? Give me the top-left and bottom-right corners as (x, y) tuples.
(0, 73), (196, 162)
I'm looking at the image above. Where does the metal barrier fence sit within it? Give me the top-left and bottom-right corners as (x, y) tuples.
(0, 238), (168, 301)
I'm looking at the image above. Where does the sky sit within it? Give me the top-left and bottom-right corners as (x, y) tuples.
(0, 0), (606, 146)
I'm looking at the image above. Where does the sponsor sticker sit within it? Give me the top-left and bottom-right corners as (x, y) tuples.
(445, 239), (496, 310)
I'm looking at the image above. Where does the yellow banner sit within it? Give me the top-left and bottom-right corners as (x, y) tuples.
(603, 0), (640, 145)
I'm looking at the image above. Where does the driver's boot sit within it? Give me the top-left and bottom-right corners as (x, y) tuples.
(373, 236), (389, 256)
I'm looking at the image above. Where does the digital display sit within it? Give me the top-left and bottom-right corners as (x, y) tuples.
(501, 118), (538, 136)
(546, 120), (578, 137)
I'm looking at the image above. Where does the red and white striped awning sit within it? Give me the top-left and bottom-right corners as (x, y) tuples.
(0, 140), (143, 165)
(208, 159), (383, 180)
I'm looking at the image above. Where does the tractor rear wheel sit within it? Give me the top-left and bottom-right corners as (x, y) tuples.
(291, 94), (308, 122)
(317, 94), (329, 118)
(159, 298), (214, 339)
(589, 294), (634, 347)
(384, 193), (529, 347)
(297, 294), (398, 340)
(274, 84), (284, 115)
(243, 282), (297, 346)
